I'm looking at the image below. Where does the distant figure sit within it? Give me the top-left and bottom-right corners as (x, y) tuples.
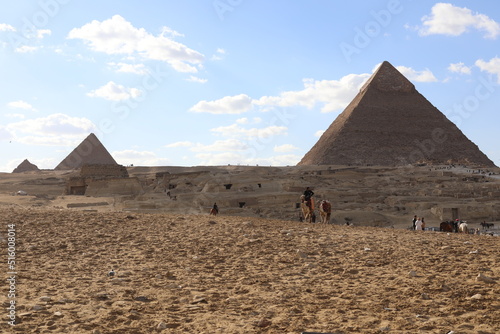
(412, 215), (417, 230)
(210, 203), (219, 216)
(421, 217), (425, 231)
(303, 187), (314, 202)
(415, 217), (423, 231)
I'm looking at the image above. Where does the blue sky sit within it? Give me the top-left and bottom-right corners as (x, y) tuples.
(1, 0), (499, 171)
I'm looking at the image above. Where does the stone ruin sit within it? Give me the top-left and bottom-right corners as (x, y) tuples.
(64, 164), (142, 196)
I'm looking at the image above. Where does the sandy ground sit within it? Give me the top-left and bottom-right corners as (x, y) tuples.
(1, 208), (498, 334)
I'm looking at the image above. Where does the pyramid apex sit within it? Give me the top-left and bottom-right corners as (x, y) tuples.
(360, 61), (415, 93)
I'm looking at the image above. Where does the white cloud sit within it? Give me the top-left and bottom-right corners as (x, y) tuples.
(0, 23), (15, 32)
(87, 81), (142, 101)
(108, 62), (148, 75)
(211, 48), (226, 61)
(165, 141), (193, 148)
(15, 45), (38, 53)
(211, 124), (287, 139)
(0, 126), (13, 141)
(395, 66), (438, 82)
(235, 117), (262, 125)
(448, 62), (472, 75)
(7, 100), (37, 111)
(254, 73), (370, 113)
(190, 139), (248, 152)
(5, 113), (25, 119)
(6, 113), (96, 146)
(190, 94), (253, 114)
(314, 130), (325, 137)
(475, 57), (500, 83)
(274, 144), (298, 153)
(160, 26), (184, 38)
(248, 154), (302, 166)
(112, 149), (169, 166)
(186, 75), (208, 84)
(195, 152), (246, 165)
(419, 3), (500, 39)
(67, 15), (204, 73)
(36, 29), (51, 39)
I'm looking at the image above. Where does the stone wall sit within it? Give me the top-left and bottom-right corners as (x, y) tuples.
(80, 164), (129, 178)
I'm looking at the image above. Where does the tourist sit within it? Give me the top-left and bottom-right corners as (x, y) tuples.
(421, 217), (425, 231)
(412, 215), (417, 230)
(304, 187), (314, 201)
(415, 217), (423, 231)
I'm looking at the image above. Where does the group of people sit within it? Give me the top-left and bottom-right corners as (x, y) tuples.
(412, 215), (426, 231)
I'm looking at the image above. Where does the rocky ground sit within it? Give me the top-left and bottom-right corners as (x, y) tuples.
(1, 208), (498, 333)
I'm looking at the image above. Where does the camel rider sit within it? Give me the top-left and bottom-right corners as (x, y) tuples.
(304, 187), (314, 208)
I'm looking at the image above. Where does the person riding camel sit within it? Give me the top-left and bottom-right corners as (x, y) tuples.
(303, 187), (314, 208)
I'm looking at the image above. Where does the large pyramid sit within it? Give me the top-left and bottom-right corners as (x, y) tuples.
(298, 61), (495, 167)
(55, 133), (117, 170)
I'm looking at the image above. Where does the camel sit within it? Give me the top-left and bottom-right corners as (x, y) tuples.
(300, 195), (314, 223)
(319, 200), (332, 224)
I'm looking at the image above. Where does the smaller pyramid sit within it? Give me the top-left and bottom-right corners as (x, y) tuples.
(55, 133), (117, 170)
(12, 159), (39, 173)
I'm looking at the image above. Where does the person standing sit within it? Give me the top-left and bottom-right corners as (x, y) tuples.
(415, 217), (423, 231)
(412, 215), (417, 230)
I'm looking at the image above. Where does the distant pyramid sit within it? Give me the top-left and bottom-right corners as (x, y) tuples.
(12, 159), (39, 173)
(55, 133), (117, 170)
(298, 61), (495, 167)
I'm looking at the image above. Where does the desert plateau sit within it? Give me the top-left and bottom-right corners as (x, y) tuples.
(1, 164), (499, 334)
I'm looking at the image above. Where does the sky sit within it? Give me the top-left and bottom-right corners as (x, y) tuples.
(0, 0), (499, 172)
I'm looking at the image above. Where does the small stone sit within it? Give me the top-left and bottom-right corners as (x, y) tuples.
(364, 247), (371, 251)
(470, 294), (483, 300)
(468, 250), (479, 254)
(134, 296), (152, 302)
(476, 273), (496, 284)
(54, 311), (63, 317)
(191, 296), (208, 304)
(421, 293), (430, 300)
(208, 220), (217, 225)
(256, 318), (272, 328)
(32, 305), (45, 311)
(157, 322), (168, 330)
(296, 250), (307, 259)
(408, 270), (417, 277)
(39, 296), (51, 302)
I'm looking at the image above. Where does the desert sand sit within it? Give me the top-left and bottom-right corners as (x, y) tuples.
(1, 207), (498, 334)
